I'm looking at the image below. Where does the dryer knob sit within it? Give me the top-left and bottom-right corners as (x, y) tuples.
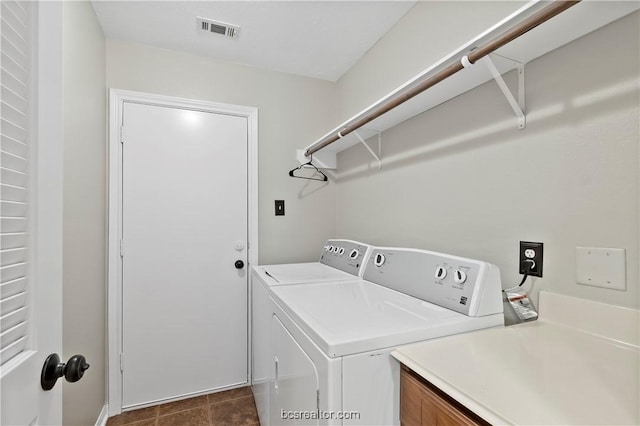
(435, 266), (447, 280)
(453, 269), (467, 284)
(374, 253), (386, 267)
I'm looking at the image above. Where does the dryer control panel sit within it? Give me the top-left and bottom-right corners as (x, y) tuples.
(363, 248), (503, 317)
(319, 239), (372, 277)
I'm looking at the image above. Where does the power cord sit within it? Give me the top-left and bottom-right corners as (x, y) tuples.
(503, 259), (535, 293)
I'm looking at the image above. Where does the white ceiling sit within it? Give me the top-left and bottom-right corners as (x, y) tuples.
(91, 1), (417, 81)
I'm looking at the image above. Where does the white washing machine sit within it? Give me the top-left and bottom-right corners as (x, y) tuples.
(266, 247), (504, 425)
(252, 239), (373, 425)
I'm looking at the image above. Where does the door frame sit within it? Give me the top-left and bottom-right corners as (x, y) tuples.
(107, 89), (258, 415)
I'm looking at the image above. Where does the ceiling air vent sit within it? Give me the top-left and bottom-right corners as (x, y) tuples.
(197, 17), (240, 39)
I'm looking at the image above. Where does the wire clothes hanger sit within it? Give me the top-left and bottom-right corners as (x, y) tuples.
(288, 155), (328, 182)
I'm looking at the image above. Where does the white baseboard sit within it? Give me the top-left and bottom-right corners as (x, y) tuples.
(95, 404), (108, 426)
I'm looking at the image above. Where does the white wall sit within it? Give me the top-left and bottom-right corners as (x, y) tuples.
(106, 40), (338, 265)
(337, 1), (526, 121)
(335, 11), (639, 309)
(62, 2), (107, 425)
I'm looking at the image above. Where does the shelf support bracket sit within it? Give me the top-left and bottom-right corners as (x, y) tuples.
(353, 130), (382, 169)
(482, 55), (526, 129)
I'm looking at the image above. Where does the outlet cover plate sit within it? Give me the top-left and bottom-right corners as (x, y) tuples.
(519, 241), (543, 277)
(576, 247), (626, 290)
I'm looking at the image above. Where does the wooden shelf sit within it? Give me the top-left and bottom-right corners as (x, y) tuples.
(303, 0), (639, 167)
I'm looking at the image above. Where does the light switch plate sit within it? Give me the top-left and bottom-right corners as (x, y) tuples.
(576, 247), (626, 290)
(275, 200), (285, 216)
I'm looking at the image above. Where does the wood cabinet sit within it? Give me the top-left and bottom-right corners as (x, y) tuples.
(400, 365), (489, 426)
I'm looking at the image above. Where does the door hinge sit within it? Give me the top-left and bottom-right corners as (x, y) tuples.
(120, 126), (126, 144)
(120, 239), (124, 257)
(120, 353), (124, 372)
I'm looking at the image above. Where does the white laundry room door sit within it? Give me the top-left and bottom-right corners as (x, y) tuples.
(120, 101), (248, 408)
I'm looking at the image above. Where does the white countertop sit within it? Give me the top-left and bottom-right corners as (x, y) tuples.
(392, 291), (640, 425)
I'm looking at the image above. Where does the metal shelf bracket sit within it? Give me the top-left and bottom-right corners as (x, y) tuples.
(482, 54), (526, 129)
(353, 130), (382, 169)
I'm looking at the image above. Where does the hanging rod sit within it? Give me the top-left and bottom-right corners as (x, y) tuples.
(305, 0), (580, 158)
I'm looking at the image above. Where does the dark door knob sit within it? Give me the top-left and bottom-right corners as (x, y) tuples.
(234, 260), (244, 269)
(41, 353), (90, 391)
(65, 354), (90, 382)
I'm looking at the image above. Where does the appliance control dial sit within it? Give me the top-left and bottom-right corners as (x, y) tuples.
(435, 266), (447, 280)
(338, 247), (345, 256)
(374, 253), (386, 267)
(349, 249), (360, 259)
(453, 269), (467, 284)
(329, 245), (336, 253)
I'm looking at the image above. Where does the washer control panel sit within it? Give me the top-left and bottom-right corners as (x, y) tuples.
(363, 248), (501, 316)
(319, 239), (372, 276)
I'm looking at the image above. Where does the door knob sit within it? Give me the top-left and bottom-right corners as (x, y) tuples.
(41, 353), (90, 391)
(234, 260), (245, 269)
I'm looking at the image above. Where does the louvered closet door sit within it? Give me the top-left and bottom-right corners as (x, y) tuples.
(1, 0), (31, 369)
(1, 2), (64, 425)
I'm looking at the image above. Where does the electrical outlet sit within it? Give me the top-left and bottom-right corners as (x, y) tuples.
(275, 200), (285, 216)
(519, 241), (543, 277)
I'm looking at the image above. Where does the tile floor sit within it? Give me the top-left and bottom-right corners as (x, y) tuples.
(106, 387), (259, 426)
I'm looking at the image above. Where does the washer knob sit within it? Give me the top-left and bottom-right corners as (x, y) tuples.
(453, 269), (467, 284)
(435, 266), (447, 280)
(374, 253), (386, 267)
(349, 249), (360, 259)
(338, 247), (345, 256)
